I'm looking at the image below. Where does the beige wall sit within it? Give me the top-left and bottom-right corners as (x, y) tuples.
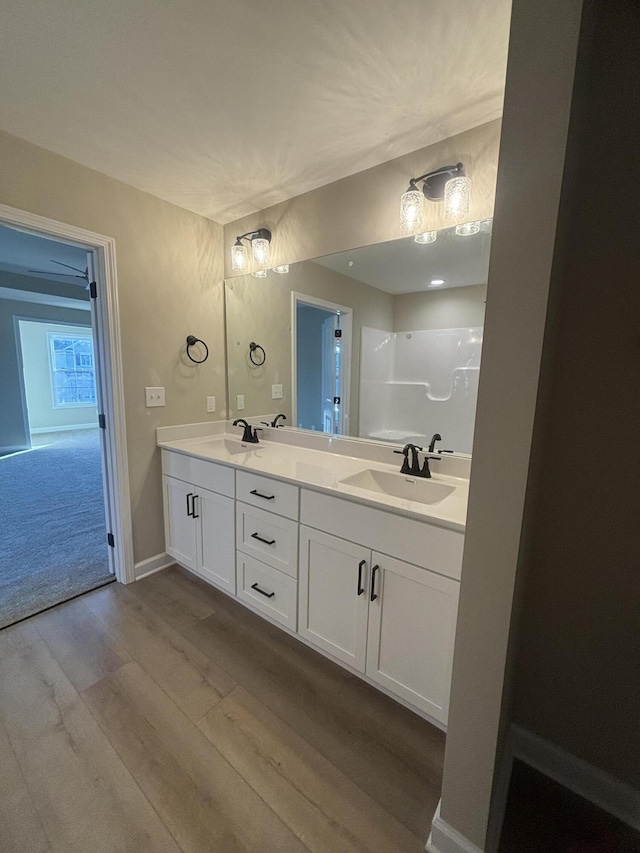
(436, 1), (586, 849)
(0, 129), (224, 564)
(224, 120), (501, 277)
(393, 284), (486, 332)
(508, 0), (640, 794)
(226, 261), (393, 434)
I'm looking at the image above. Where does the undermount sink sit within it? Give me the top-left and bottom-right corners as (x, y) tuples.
(339, 468), (456, 505)
(200, 438), (263, 456)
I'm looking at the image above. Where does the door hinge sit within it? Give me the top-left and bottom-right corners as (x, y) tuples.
(89, 281), (97, 299)
(334, 328), (342, 338)
(98, 413), (106, 430)
(333, 396), (341, 405)
(107, 532), (115, 548)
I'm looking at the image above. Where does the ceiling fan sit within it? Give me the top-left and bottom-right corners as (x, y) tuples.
(27, 260), (90, 284)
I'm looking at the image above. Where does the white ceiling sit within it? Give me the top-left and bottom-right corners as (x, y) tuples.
(314, 220), (493, 294)
(0, 0), (511, 224)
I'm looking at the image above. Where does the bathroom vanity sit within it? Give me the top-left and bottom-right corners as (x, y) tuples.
(158, 425), (468, 727)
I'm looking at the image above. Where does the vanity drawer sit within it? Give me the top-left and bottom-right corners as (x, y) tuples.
(236, 502), (298, 577)
(161, 449), (234, 498)
(236, 470), (299, 520)
(237, 554), (297, 630)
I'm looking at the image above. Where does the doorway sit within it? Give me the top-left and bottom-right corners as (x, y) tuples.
(292, 292), (352, 435)
(0, 207), (133, 625)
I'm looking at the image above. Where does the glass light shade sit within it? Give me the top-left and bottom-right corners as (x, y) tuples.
(455, 221), (480, 237)
(273, 264), (289, 274)
(251, 269), (267, 278)
(252, 237), (270, 267)
(444, 175), (471, 220)
(400, 188), (424, 232)
(414, 230), (437, 245)
(231, 242), (247, 271)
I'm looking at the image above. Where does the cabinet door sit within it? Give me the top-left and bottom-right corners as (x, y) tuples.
(298, 526), (369, 671)
(196, 487), (236, 594)
(366, 553), (459, 724)
(163, 475), (197, 571)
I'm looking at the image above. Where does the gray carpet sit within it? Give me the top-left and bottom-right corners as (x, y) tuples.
(0, 429), (113, 628)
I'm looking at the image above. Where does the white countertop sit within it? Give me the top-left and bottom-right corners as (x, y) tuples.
(158, 432), (468, 533)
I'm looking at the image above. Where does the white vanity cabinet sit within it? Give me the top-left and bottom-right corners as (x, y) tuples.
(161, 450), (236, 594)
(298, 490), (462, 724)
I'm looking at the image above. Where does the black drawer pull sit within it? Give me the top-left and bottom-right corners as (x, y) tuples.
(192, 494), (199, 519)
(250, 489), (275, 501)
(186, 493), (193, 517)
(370, 564), (380, 602)
(251, 532), (276, 546)
(357, 559), (366, 595)
(251, 582), (275, 599)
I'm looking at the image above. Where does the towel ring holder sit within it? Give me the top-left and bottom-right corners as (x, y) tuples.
(249, 341), (266, 366)
(186, 335), (209, 364)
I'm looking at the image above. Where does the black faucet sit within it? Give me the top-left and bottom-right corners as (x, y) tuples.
(428, 433), (442, 453)
(271, 413), (287, 428)
(233, 418), (261, 443)
(394, 443), (423, 476)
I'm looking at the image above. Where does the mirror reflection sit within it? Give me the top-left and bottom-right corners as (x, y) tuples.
(225, 220), (492, 454)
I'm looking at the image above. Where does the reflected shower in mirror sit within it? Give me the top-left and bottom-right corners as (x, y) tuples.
(225, 219), (492, 454)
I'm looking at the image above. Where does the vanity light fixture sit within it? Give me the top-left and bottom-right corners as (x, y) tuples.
(231, 228), (272, 271)
(400, 162), (469, 232)
(272, 264), (289, 274)
(415, 230), (437, 245)
(455, 221), (480, 237)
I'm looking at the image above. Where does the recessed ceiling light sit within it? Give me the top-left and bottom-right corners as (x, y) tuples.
(429, 278), (445, 287)
(348, 260), (354, 267)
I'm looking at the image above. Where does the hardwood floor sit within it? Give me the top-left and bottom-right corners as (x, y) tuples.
(0, 566), (445, 852)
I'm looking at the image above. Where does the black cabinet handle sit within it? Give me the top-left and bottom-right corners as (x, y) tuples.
(357, 559), (366, 595)
(192, 494), (199, 519)
(186, 493), (193, 517)
(251, 582), (275, 599)
(250, 489), (275, 501)
(251, 532), (276, 546)
(370, 564), (380, 601)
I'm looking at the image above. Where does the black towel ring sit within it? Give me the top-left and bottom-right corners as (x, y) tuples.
(249, 341), (266, 366)
(186, 335), (209, 364)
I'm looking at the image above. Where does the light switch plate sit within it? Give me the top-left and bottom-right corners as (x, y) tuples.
(207, 396), (216, 413)
(145, 386), (165, 407)
(272, 384), (283, 400)
(236, 394), (245, 410)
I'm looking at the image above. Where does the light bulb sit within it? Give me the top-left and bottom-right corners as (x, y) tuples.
(455, 221), (480, 237)
(400, 187), (424, 232)
(444, 175), (471, 220)
(252, 237), (270, 267)
(429, 278), (445, 287)
(231, 242), (247, 271)
(251, 269), (267, 278)
(273, 265), (289, 274)
(415, 230), (437, 245)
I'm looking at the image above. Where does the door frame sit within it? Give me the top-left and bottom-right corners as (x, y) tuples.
(0, 203), (134, 583)
(291, 291), (353, 435)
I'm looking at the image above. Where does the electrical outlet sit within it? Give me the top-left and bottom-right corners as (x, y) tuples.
(236, 394), (245, 411)
(207, 396), (216, 413)
(145, 386), (165, 407)
(272, 384), (283, 400)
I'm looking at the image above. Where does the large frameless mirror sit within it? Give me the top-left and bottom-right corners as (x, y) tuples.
(225, 219), (492, 454)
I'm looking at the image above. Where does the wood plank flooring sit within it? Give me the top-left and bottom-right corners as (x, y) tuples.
(0, 566), (445, 852)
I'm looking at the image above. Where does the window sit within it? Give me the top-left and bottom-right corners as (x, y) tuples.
(48, 332), (97, 408)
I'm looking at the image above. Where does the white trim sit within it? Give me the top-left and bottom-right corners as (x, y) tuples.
(135, 552), (174, 581)
(0, 203), (134, 584)
(490, 724), (640, 840)
(0, 285), (91, 311)
(291, 291), (353, 435)
(427, 801), (485, 853)
(30, 423), (97, 434)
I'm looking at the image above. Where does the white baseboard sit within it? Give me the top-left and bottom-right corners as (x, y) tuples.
(427, 802), (485, 853)
(134, 552), (174, 581)
(30, 423), (98, 433)
(488, 724), (640, 849)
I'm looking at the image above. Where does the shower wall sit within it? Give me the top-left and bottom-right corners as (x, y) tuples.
(359, 325), (483, 453)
